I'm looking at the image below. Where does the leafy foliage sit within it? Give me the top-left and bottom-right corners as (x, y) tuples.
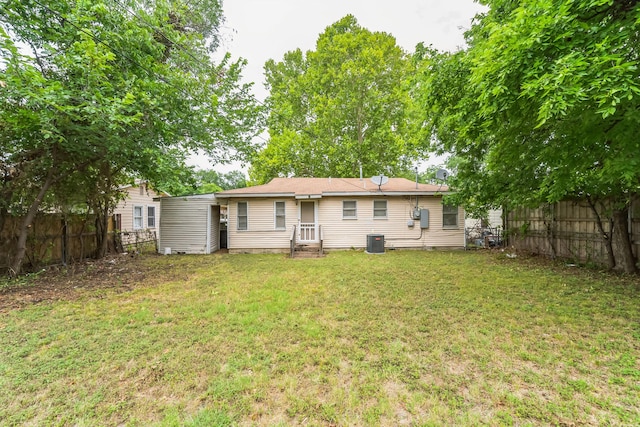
(0, 0), (263, 273)
(250, 15), (423, 183)
(415, 0), (640, 271)
(179, 168), (248, 195)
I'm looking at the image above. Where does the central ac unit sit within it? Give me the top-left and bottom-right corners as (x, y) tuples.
(366, 234), (385, 254)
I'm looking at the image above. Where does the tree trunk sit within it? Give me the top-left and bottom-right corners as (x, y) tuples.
(612, 207), (637, 274)
(0, 207), (6, 239)
(0, 188), (13, 239)
(586, 197), (616, 270)
(9, 169), (54, 277)
(95, 205), (109, 259)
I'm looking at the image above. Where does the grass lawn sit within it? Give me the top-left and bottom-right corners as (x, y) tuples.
(1, 250), (639, 426)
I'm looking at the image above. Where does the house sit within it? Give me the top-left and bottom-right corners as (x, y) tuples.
(157, 194), (221, 254)
(112, 182), (167, 244)
(465, 209), (503, 247)
(215, 177), (465, 254)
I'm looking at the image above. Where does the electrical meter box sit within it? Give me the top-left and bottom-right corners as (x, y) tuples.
(420, 209), (429, 229)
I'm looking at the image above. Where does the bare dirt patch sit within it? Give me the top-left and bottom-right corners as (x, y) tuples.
(0, 254), (178, 313)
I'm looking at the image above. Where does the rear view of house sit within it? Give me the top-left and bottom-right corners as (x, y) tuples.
(216, 177), (464, 253)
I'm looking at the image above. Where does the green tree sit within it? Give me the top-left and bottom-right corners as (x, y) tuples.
(417, 0), (640, 272)
(197, 169), (247, 191)
(250, 15), (422, 183)
(0, 0), (262, 275)
(185, 169), (247, 194)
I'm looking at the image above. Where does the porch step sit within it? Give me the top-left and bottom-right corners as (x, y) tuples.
(292, 244), (323, 258)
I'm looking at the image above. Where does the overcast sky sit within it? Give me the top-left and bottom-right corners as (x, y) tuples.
(196, 0), (487, 172)
(218, 0), (486, 99)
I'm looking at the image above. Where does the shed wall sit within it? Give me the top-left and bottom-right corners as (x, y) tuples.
(159, 198), (218, 254)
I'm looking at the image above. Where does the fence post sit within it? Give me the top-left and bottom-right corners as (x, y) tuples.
(61, 217), (68, 266)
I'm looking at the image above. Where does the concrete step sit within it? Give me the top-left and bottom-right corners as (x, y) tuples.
(292, 244), (323, 258)
(295, 244), (321, 252)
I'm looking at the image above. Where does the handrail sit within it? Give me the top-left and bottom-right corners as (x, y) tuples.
(290, 224), (297, 258)
(319, 225), (324, 256)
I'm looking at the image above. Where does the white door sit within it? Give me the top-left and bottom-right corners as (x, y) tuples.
(299, 201), (317, 242)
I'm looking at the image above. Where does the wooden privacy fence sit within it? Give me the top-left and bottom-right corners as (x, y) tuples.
(0, 213), (98, 274)
(506, 199), (640, 268)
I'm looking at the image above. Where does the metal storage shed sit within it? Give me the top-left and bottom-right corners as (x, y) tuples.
(157, 194), (221, 254)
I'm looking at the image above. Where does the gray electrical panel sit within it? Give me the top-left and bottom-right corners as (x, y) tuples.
(420, 209), (429, 229)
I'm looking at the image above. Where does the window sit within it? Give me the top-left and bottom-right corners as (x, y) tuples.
(275, 201), (286, 229)
(343, 201), (357, 219)
(373, 200), (387, 219)
(147, 206), (156, 228)
(133, 206), (143, 229)
(443, 204), (458, 228)
(237, 201), (248, 230)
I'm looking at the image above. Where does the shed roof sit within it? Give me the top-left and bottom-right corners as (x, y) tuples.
(216, 177), (449, 198)
(154, 193), (217, 202)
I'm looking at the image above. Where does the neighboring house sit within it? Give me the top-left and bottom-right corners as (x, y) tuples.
(465, 209), (503, 248)
(157, 194), (220, 254)
(112, 182), (167, 242)
(215, 177), (465, 253)
(465, 209), (502, 230)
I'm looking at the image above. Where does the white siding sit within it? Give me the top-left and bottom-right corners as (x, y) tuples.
(320, 196), (464, 249)
(465, 209), (503, 229)
(226, 196), (465, 252)
(113, 184), (163, 237)
(159, 197), (220, 254)
(227, 198), (295, 251)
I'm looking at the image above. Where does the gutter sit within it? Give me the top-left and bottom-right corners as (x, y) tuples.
(215, 191), (450, 198)
(321, 191), (450, 197)
(215, 192), (295, 198)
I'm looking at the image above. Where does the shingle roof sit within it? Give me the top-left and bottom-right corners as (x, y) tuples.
(216, 177), (449, 197)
